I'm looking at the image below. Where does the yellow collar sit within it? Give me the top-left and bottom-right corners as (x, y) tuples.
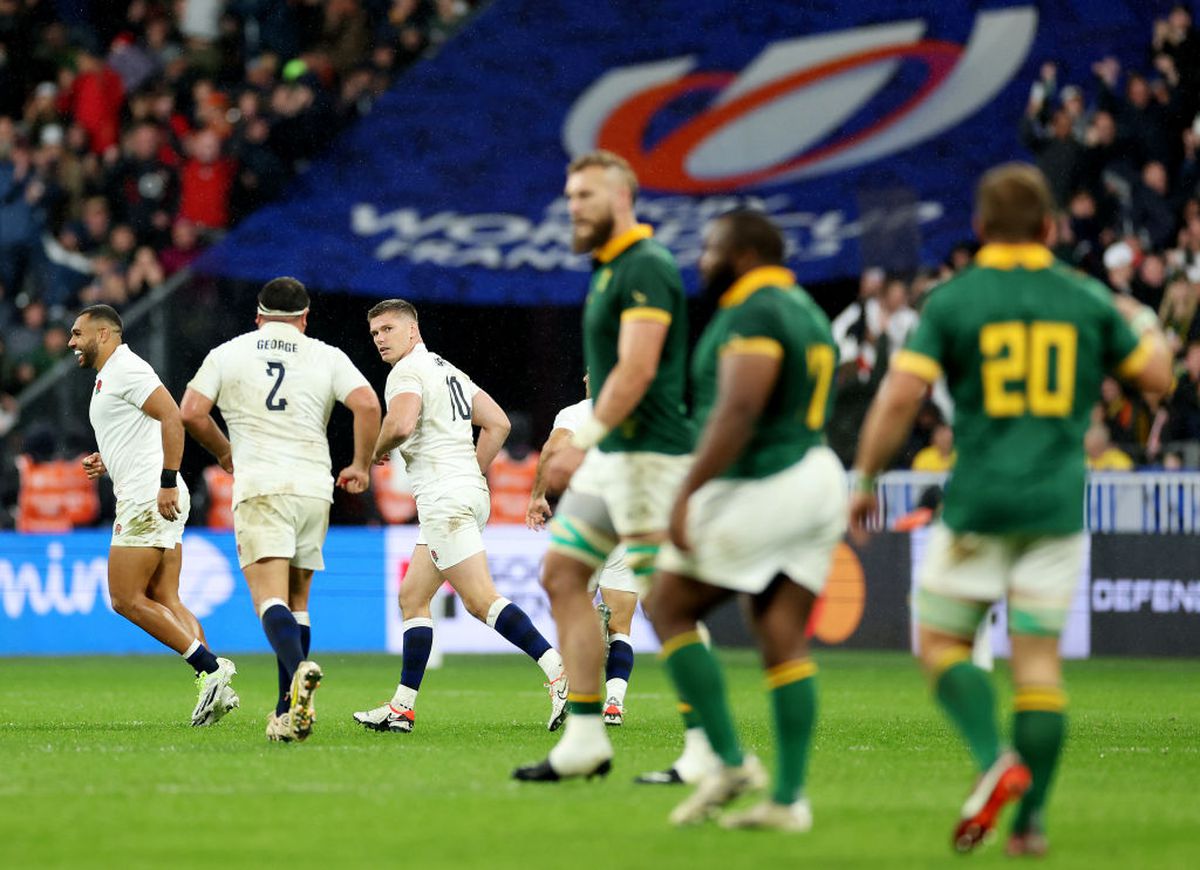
(719, 266), (796, 308)
(974, 243), (1054, 271)
(594, 224), (653, 264)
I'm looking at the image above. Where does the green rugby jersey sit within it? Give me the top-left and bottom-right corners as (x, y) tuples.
(895, 243), (1151, 534)
(692, 266), (838, 480)
(583, 224), (693, 454)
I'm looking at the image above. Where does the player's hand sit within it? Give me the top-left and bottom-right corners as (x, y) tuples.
(336, 465), (370, 494)
(668, 493), (691, 552)
(526, 495), (552, 530)
(848, 491), (879, 545)
(157, 486), (180, 521)
(545, 444), (585, 493)
(217, 450), (234, 474)
(81, 452), (107, 479)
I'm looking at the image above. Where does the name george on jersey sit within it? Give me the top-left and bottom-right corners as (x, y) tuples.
(256, 338), (298, 353)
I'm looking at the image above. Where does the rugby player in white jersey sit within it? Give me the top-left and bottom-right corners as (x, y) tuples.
(527, 377), (639, 727)
(180, 278), (381, 743)
(352, 299), (568, 734)
(69, 303), (238, 726)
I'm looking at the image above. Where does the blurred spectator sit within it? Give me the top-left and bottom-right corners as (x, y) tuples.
(60, 46), (125, 156)
(104, 120), (178, 242)
(179, 128), (235, 229)
(1159, 274), (1199, 353)
(1104, 241), (1135, 294)
(1133, 250), (1168, 309)
(1161, 341), (1200, 443)
(1085, 423), (1135, 470)
(1099, 376), (1152, 451)
(24, 322), (69, 378)
(911, 422), (956, 472)
(160, 217), (203, 275)
(1020, 62), (1084, 206)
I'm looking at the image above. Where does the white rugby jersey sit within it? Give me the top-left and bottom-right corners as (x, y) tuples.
(89, 344), (167, 504)
(551, 398), (592, 434)
(188, 321), (370, 506)
(385, 343), (487, 503)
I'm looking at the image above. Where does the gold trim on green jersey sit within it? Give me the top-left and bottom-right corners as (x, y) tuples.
(595, 224), (654, 263)
(719, 336), (784, 358)
(892, 349), (943, 383)
(620, 307), (672, 325)
(974, 243), (1054, 270)
(718, 266), (797, 308)
(1116, 334), (1155, 379)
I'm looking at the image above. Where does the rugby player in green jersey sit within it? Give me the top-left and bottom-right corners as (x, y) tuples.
(645, 211), (845, 831)
(514, 151), (697, 782)
(850, 164), (1171, 856)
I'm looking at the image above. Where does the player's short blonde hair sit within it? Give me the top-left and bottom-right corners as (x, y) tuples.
(567, 150), (639, 202)
(975, 163), (1054, 243)
(367, 298), (418, 322)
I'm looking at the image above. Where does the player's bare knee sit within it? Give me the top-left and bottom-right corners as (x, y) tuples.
(110, 592), (144, 619)
(399, 585), (433, 617)
(464, 592), (500, 623)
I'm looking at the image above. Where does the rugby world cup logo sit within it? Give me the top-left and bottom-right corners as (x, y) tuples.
(563, 8), (1037, 193)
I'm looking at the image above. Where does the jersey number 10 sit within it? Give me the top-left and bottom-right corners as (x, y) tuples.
(980, 321), (1077, 418)
(446, 376), (471, 420)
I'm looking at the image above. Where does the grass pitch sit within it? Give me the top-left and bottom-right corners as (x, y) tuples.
(1, 650), (1196, 869)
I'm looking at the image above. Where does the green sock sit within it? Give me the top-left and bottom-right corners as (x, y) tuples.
(662, 632), (742, 766)
(567, 693), (602, 716)
(768, 660), (818, 805)
(934, 657), (1001, 772)
(1011, 687), (1067, 834)
(679, 702), (703, 730)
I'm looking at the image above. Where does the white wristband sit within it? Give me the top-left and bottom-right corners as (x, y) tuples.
(1130, 306), (1158, 336)
(569, 416), (610, 451)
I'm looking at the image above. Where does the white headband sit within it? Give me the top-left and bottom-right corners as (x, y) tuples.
(257, 304), (309, 317)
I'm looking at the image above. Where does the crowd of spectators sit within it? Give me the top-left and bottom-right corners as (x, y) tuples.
(0, 0), (476, 430)
(827, 4), (1200, 472)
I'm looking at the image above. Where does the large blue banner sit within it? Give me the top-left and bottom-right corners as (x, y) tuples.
(0, 529), (387, 655)
(197, 1), (1174, 302)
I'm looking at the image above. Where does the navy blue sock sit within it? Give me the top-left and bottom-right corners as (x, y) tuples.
(272, 619), (309, 715)
(400, 618), (434, 691)
(261, 603), (305, 688)
(606, 637), (635, 683)
(185, 642), (220, 675)
(490, 600), (552, 662)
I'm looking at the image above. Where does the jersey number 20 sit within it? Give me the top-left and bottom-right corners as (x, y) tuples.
(266, 362), (288, 411)
(980, 321), (1077, 417)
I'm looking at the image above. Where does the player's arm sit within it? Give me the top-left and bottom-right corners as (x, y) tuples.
(471, 389), (511, 473)
(591, 318), (668, 435)
(180, 387), (233, 473)
(336, 385), (382, 494)
(373, 392), (421, 463)
(1112, 295), (1174, 396)
(142, 385), (185, 520)
(848, 369), (929, 538)
(669, 349), (780, 551)
(527, 427), (571, 529)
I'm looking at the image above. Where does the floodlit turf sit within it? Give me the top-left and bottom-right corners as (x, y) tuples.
(1, 650), (1196, 869)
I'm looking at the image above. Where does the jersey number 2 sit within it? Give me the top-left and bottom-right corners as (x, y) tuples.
(266, 362), (288, 411)
(980, 321), (1077, 417)
(446, 376), (470, 420)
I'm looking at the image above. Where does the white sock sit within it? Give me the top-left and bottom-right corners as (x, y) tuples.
(548, 710), (611, 771)
(391, 684), (417, 710)
(257, 596), (288, 618)
(537, 649), (564, 682)
(182, 638), (201, 659)
(674, 726), (719, 779)
(605, 678), (628, 705)
(293, 610), (311, 627)
(485, 597), (510, 629)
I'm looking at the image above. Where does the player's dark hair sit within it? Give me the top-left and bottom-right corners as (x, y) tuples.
(975, 163), (1053, 243)
(367, 298), (419, 322)
(78, 304), (123, 333)
(258, 276), (310, 314)
(717, 209), (786, 265)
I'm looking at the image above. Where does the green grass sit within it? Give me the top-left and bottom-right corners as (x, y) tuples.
(1, 651), (1196, 869)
